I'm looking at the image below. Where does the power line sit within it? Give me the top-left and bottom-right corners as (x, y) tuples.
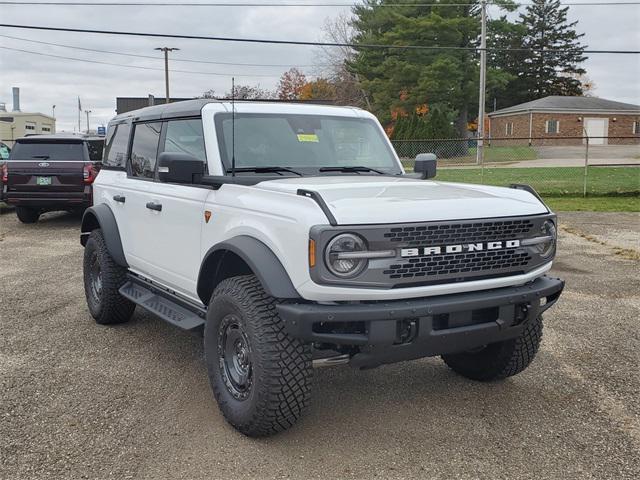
(1, 23), (638, 54)
(0, 1), (637, 6)
(0, 45), (286, 77)
(0, 34), (327, 67)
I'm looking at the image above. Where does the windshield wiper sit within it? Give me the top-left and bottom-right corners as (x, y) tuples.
(226, 166), (303, 176)
(318, 166), (386, 175)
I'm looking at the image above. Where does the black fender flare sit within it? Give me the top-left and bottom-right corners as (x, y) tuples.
(80, 204), (128, 267)
(197, 236), (300, 303)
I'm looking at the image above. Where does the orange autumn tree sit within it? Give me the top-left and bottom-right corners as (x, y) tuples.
(277, 68), (307, 100)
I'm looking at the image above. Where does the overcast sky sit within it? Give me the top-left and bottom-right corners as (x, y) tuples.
(1, 1), (639, 132)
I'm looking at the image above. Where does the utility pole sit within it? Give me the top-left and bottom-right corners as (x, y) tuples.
(476, 0), (487, 166)
(155, 47), (180, 104)
(85, 110), (91, 133)
(52, 105), (56, 118)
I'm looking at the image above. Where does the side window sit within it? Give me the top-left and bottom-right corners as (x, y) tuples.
(130, 122), (162, 179)
(163, 119), (206, 161)
(545, 119), (559, 134)
(104, 123), (131, 168)
(87, 140), (104, 162)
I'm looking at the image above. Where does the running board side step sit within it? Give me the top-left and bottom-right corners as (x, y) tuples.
(119, 278), (206, 330)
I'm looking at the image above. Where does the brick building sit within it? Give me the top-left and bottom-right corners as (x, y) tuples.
(488, 96), (640, 146)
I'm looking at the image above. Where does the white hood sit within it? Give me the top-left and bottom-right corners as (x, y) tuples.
(254, 176), (548, 224)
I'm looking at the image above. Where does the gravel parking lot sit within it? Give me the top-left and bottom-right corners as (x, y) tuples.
(1, 210), (638, 480)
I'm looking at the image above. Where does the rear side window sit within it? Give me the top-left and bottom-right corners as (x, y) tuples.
(163, 119), (206, 161)
(103, 123), (131, 168)
(130, 122), (162, 179)
(10, 142), (84, 160)
(87, 140), (104, 162)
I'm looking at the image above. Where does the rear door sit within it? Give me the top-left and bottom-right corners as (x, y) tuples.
(7, 140), (88, 194)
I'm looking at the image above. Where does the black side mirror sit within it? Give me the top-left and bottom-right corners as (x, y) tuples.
(157, 152), (205, 184)
(414, 153), (437, 179)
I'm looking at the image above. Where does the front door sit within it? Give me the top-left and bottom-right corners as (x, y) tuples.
(584, 118), (608, 145)
(124, 119), (210, 301)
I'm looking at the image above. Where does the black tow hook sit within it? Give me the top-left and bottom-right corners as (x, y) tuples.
(395, 319), (418, 345)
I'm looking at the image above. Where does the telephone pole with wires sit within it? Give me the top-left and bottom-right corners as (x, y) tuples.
(155, 46), (179, 103)
(476, 0), (487, 166)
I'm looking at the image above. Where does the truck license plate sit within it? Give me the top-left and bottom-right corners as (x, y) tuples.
(36, 176), (52, 186)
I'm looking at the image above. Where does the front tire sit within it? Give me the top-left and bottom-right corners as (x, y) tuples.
(16, 206), (40, 224)
(205, 275), (313, 437)
(442, 315), (543, 381)
(83, 229), (135, 325)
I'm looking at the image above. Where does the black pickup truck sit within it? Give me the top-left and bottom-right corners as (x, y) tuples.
(2, 135), (104, 223)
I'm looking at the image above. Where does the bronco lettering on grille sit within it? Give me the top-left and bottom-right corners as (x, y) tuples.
(400, 240), (521, 257)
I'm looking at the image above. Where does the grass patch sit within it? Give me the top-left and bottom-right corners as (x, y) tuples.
(434, 166), (640, 196)
(545, 196), (640, 212)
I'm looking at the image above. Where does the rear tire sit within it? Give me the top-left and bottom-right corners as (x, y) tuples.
(83, 229), (135, 325)
(205, 275), (313, 437)
(441, 315), (543, 381)
(16, 206), (40, 224)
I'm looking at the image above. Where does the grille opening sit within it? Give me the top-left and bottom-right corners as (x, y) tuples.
(312, 321), (366, 335)
(384, 249), (532, 280)
(432, 307), (500, 330)
(383, 219), (534, 245)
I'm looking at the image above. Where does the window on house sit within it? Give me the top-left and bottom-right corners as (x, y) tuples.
(25, 122), (36, 131)
(505, 122), (513, 136)
(545, 120), (559, 134)
(633, 121), (639, 134)
(41, 125), (51, 132)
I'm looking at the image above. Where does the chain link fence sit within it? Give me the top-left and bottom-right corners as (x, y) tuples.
(392, 136), (640, 197)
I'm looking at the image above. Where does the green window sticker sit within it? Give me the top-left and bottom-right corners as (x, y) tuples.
(297, 133), (319, 143)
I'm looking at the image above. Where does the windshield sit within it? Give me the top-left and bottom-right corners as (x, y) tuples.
(215, 113), (401, 175)
(10, 142), (85, 161)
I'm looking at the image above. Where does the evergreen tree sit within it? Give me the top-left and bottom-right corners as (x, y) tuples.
(512, 0), (587, 103)
(349, 0), (514, 136)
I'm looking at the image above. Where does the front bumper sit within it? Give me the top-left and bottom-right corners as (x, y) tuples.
(277, 275), (564, 368)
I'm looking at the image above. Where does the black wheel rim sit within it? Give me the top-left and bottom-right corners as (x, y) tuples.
(218, 314), (253, 400)
(88, 251), (103, 306)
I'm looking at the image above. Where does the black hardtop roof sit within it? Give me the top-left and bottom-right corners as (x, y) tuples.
(15, 134), (105, 143)
(110, 99), (218, 124)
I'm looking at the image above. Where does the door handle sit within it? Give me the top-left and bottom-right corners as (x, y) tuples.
(113, 195), (126, 203)
(146, 201), (162, 212)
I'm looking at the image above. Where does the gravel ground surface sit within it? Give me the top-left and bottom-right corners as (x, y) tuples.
(1, 210), (639, 480)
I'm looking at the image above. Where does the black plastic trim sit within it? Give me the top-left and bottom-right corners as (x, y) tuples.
(197, 235), (300, 302)
(297, 189), (337, 226)
(510, 184), (550, 212)
(276, 275), (564, 367)
(80, 204), (128, 267)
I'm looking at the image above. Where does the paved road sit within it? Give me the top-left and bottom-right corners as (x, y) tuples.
(1, 211), (639, 479)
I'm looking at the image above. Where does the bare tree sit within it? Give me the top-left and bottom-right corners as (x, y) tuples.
(314, 13), (370, 109)
(224, 84), (276, 100)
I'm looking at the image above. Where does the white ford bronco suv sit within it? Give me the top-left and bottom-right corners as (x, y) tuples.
(81, 100), (564, 437)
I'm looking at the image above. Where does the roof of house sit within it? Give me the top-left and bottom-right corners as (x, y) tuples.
(489, 96), (640, 116)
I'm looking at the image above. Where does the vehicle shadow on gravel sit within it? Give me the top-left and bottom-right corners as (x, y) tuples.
(124, 308), (557, 443)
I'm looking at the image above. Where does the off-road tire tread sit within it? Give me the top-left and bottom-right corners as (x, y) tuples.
(83, 229), (135, 325)
(442, 315), (543, 381)
(207, 275), (312, 437)
(16, 206), (40, 224)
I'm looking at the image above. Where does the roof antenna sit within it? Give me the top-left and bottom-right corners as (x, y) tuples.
(231, 76), (236, 177)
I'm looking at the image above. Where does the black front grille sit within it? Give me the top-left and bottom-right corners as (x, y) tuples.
(383, 219), (535, 245)
(383, 249), (532, 280)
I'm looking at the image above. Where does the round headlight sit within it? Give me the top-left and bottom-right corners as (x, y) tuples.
(324, 233), (368, 278)
(537, 220), (557, 258)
